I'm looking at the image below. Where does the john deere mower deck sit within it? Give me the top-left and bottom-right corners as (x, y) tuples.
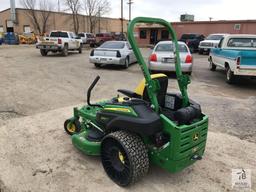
(64, 17), (208, 186)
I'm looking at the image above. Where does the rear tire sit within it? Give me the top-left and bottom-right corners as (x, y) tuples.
(94, 63), (101, 68)
(209, 57), (216, 71)
(101, 131), (149, 187)
(62, 44), (68, 56)
(40, 49), (48, 56)
(226, 66), (236, 84)
(78, 44), (82, 54)
(123, 57), (129, 69)
(190, 46), (195, 53)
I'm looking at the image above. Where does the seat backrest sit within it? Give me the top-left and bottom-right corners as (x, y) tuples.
(134, 74), (168, 107)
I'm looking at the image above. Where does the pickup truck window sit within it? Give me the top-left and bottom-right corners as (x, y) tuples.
(206, 35), (223, 40)
(218, 37), (224, 48)
(96, 34), (104, 37)
(78, 33), (85, 37)
(50, 32), (68, 38)
(86, 34), (93, 38)
(227, 38), (256, 48)
(181, 34), (196, 39)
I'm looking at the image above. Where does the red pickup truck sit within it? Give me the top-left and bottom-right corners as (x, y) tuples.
(95, 33), (114, 46)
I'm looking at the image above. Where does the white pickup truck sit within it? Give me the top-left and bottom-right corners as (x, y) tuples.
(36, 31), (83, 56)
(209, 34), (256, 83)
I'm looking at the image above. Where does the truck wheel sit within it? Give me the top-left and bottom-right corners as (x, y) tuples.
(40, 49), (48, 56)
(123, 57), (129, 69)
(98, 40), (104, 46)
(190, 46), (195, 53)
(64, 119), (81, 135)
(101, 131), (149, 187)
(78, 44), (82, 54)
(94, 63), (101, 68)
(62, 44), (68, 56)
(209, 57), (216, 71)
(226, 66), (236, 84)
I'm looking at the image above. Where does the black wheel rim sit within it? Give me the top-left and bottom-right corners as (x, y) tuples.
(101, 138), (131, 186)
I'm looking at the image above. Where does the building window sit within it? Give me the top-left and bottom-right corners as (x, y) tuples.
(234, 24), (241, 31)
(161, 30), (169, 39)
(23, 25), (31, 33)
(139, 29), (147, 39)
(0, 26), (4, 32)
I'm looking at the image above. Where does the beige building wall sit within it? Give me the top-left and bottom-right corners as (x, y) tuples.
(0, 9), (10, 32)
(0, 8), (128, 34)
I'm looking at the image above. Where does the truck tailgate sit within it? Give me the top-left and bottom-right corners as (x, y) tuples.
(240, 50), (256, 67)
(40, 38), (58, 45)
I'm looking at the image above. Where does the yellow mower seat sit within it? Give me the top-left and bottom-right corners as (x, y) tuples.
(134, 73), (168, 107)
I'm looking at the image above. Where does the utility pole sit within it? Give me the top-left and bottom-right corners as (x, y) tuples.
(127, 0), (134, 22)
(121, 0), (123, 34)
(98, 6), (101, 33)
(58, 0), (60, 12)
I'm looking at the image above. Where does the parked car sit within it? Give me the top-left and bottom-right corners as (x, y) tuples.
(179, 33), (205, 53)
(199, 33), (228, 54)
(113, 32), (126, 41)
(78, 32), (96, 46)
(19, 32), (37, 44)
(148, 41), (193, 75)
(89, 41), (137, 68)
(36, 31), (83, 56)
(95, 33), (113, 46)
(3, 32), (19, 45)
(209, 34), (256, 83)
(0, 32), (3, 45)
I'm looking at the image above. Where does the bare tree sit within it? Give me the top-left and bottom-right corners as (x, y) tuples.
(83, 0), (111, 33)
(64, 0), (81, 34)
(39, 0), (53, 34)
(20, 0), (53, 35)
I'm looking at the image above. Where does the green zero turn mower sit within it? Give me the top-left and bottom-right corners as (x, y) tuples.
(64, 17), (208, 186)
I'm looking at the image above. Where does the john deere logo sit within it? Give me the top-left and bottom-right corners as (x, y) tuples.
(193, 133), (199, 141)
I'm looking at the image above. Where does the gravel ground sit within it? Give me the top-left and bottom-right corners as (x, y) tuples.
(0, 106), (255, 192)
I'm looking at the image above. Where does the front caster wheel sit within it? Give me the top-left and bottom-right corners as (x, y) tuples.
(64, 119), (81, 135)
(101, 131), (149, 187)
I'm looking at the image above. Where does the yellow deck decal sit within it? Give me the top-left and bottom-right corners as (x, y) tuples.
(104, 107), (131, 113)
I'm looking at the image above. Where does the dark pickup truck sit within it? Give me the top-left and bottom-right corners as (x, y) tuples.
(180, 33), (205, 53)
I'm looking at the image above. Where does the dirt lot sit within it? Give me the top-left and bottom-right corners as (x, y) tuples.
(0, 45), (255, 191)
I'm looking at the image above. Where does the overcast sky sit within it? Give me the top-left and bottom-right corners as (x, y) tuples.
(1, 0), (256, 21)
